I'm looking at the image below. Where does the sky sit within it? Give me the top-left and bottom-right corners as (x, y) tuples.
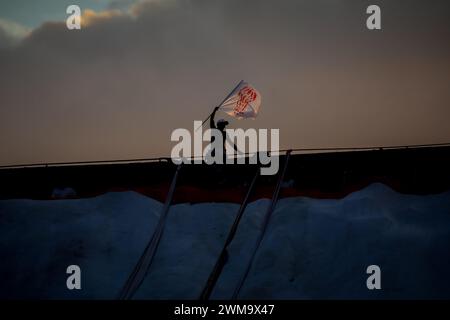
(0, 0), (450, 166)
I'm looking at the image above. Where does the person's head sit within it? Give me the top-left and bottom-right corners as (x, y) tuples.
(217, 119), (229, 131)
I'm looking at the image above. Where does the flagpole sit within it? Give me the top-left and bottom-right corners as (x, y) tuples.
(195, 80), (244, 132)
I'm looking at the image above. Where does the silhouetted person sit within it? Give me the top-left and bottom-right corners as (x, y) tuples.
(210, 106), (238, 163)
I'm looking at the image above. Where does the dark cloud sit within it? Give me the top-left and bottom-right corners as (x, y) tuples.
(1, 0), (450, 165)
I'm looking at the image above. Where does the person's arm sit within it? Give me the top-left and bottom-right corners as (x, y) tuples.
(210, 106), (219, 129)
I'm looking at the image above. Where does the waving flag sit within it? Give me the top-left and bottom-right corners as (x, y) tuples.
(220, 81), (261, 119)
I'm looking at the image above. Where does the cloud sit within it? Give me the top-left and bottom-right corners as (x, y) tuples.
(0, 18), (30, 47)
(0, 0), (450, 165)
(81, 9), (125, 27)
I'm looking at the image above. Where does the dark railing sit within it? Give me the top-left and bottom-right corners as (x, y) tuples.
(1, 142), (450, 170)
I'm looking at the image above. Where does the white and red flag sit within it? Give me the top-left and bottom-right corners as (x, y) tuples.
(220, 81), (261, 119)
